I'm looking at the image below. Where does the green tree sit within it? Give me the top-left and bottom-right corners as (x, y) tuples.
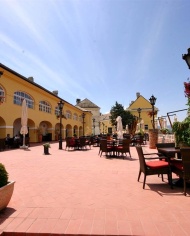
(109, 101), (134, 129)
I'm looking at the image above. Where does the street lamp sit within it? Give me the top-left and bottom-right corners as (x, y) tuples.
(137, 108), (142, 129)
(149, 95), (157, 130)
(82, 113), (85, 136)
(182, 48), (190, 69)
(93, 118), (95, 136)
(102, 123), (105, 134)
(58, 100), (64, 150)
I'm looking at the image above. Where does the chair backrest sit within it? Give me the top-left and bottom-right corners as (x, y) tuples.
(100, 139), (108, 151)
(122, 139), (130, 151)
(180, 147), (190, 179)
(156, 143), (175, 148)
(66, 137), (75, 146)
(79, 137), (86, 146)
(136, 146), (146, 172)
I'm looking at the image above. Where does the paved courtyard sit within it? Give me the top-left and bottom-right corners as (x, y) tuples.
(0, 142), (190, 235)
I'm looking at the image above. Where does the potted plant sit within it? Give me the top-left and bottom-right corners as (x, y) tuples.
(43, 143), (51, 155)
(0, 163), (15, 211)
(160, 128), (169, 134)
(172, 118), (190, 147)
(147, 110), (157, 117)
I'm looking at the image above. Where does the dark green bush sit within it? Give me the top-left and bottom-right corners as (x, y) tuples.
(0, 163), (8, 187)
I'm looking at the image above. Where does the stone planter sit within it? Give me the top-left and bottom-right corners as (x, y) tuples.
(44, 146), (50, 155)
(0, 181), (15, 211)
(149, 129), (158, 149)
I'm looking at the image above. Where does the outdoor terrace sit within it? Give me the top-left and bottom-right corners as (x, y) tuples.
(0, 141), (189, 236)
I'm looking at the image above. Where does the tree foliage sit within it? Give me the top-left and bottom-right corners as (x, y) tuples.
(109, 101), (134, 129)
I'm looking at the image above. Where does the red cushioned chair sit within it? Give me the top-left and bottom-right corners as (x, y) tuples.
(115, 139), (131, 159)
(136, 146), (173, 189)
(99, 139), (113, 157)
(65, 137), (76, 150)
(172, 148), (190, 196)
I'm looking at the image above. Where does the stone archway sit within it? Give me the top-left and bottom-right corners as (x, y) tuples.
(65, 124), (72, 137)
(0, 117), (6, 138)
(38, 121), (53, 142)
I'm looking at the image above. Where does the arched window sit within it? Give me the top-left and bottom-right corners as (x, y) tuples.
(66, 110), (72, 119)
(39, 101), (51, 113)
(14, 91), (34, 108)
(73, 113), (78, 121)
(55, 106), (59, 116)
(0, 86), (5, 103)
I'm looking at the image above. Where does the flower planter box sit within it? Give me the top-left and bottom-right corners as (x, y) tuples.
(0, 181), (15, 211)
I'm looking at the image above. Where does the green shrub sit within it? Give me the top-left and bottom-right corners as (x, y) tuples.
(0, 163), (8, 187)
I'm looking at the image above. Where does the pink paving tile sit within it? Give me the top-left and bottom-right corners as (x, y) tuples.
(105, 219), (118, 235)
(129, 220), (145, 235)
(91, 219), (105, 235)
(39, 219), (58, 233)
(94, 208), (105, 220)
(78, 219), (93, 235)
(155, 222), (173, 236)
(105, 209), (117, 221)
(47, 207), (64, 219)
(3, 218), (25, 233)
(13, 218), (35, 232)
(60, 208), (75, 219)
(141, 220), (160, 236)
(0, 218), (14, 230)
(26, 218), (47, 234)
(51, 219), (69, 235)
(16, 208), (35, 218)
(71, 208), (86, 220)
(83, 208), (95, 220)
(64, 219), (82, 234)
(117, 220), (132, 235)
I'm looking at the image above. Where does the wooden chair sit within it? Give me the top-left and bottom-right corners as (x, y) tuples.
(65, 137), (76, 150)
(136, 146), (172, 189)
(78, 137), (87, 150)
(115, 139), (131, 159)
(99, 139), (113, 157)
(172, 148), (190, 196)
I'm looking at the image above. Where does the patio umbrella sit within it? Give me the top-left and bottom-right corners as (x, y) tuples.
(20, 99), (28, 148)
(116, 116), (123, 139)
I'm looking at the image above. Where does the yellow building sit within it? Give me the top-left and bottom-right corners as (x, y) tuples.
(0, 63), (92, 143)
(127, 92), (158, 132)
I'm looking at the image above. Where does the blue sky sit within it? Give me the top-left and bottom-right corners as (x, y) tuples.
(0, 0), (190, 122)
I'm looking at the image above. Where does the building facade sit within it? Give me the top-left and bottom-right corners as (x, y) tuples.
(0, 63), (93, 143)
(127, 92), (158, 132)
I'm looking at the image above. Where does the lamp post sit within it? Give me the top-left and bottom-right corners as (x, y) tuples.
(182, 48), (190, 69)
(93, 118), (95, 136)
(137, 107), (142, 129)
(58, 100), (64, 150)
(102, 123), (105, 134)
(99, 121), (101, 133)
(149, 95), (157, 130)
(82, 113), (85, 136)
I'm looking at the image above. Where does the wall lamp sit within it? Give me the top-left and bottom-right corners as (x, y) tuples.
(182, 48), (190, 69)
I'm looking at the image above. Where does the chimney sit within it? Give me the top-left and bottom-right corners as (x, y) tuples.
(52, 90), (58, 96)
(76, 98), (81, 104)
(28, 76), (34, 82)
(136, 92), (140, 98)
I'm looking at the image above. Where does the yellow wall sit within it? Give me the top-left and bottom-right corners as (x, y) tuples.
(0, 64), (92, 142)
(128, 95), (158, 131)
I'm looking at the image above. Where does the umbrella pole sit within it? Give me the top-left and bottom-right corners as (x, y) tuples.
(23, 134), (25, 147)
